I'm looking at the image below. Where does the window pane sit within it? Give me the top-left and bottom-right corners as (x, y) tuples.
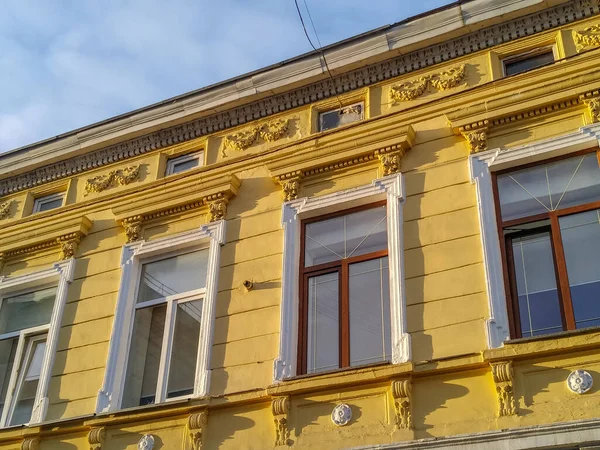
(0, 339), (18, 419)
(10, 337), (46, 426)
(560, 210), (600, 329)
(170, 158), (199, 175)
(0, 287), (56, 335)
(137, 250), (209, 303)
(122, 305), (167, 408)
(512, 232), (563, 337)
(36, 198), (63, 212)
(504, 51), (554, 76)
(319, 104), (363, 132)
(349, 257), (391, 366)
(497, 153), (600, 221)
(166, 300), (203, 399)
(304, 205), (387, 267)
(307, 272), (339, 374)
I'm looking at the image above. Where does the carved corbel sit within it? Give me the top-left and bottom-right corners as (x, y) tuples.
(0, 200), (13, 220)
(391, 379), (412, 429)
(57, 233), (82, 260)
(272, 396), (290, 447)
(276, 172), (302, 202)
(122, 216), (143, 243)
(184, 411), (208, 450)
(582, 96), (600, 123)
(490, 361), (517, 417)
(88, 427), (106, 450)
(21, 437), (40, 450)
(461, 126), (488, 153)
(574, 24), (600, 52)
(0, 253), (5, 273)
(376, 148), (406, 176)
(205, 195), (228, 222)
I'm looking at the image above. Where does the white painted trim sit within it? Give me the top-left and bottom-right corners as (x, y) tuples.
(350, 416), (600, 450)
(96, 220), (225, 413)
(470, 124), (600, 348)
(0, 258), (75, 427)
(273, 173), (409, 381)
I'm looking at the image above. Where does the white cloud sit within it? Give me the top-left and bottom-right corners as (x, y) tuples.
(0, 0), (449, 153)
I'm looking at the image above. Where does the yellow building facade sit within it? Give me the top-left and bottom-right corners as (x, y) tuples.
(1, 1), (600, 449)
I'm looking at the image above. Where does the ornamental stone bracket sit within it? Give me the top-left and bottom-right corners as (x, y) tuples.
(390, 64), (466, 103)
(183, 410), (208, 450)
(21, 437), (40, 450)
(88, 427), (106, 450)
(84, 164), (141, 196)
(113, 174), (240, 242)
(271, 396), (290, 447)
(0, 214), (92, 264)
(490, 361), (517, 417)
(391, 378), (412, 429)
(460, 122), (489, 154)
(267, 124), (414, 201)
(574, 23), (600, 52)
(0, 200), (13, 220)
(581, 91), (600, 123)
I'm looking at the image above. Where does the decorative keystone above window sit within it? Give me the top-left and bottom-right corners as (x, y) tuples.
(112, 174), (240, 243)
(267, 124), (414, 201)
(574, 23), (600, 52)
(389, 65), (466, 103)
(0, 214), (92, 266)
(223, 118), (290, 154)
(96, 221), (225, 414)
(84, 165), (140, 196)
(0, 259), (76, 427)
(273, 173), (410, 381)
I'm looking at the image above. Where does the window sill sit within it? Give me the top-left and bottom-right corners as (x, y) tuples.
(267, 361), (413, 397)
(484, 326), (600, 362)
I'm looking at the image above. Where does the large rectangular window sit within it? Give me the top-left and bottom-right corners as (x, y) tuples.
(299, 203), (391, 374)
(494, 151), (600, 338)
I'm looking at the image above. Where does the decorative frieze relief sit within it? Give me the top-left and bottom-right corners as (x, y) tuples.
(224, 119), (289, 154)
(271, 396), (290, 447)
(391, 379), (412, 429)
(490, 361), (517, 417)
(574, 23), (600, 52)
(88, 427), (106, 450)
(390, 65), (466, 103)
(0, 200), (13, 220)
(1, 0), (596, 197)
(184, 411), (208, 450)
(84, 165), (140, 196)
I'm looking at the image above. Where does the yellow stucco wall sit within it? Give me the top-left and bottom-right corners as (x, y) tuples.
(0, 13), (600, 450)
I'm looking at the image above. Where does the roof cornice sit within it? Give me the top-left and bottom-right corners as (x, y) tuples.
(1, 0), (598, 197)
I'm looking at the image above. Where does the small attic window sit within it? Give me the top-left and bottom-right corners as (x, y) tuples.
(319, 102), (364, 132)
(32, 192), (65, 214)
(503, 49), (555, 76)
(165, 151), (203, 176)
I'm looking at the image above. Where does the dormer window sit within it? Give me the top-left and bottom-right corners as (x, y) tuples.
(319, 102), (364, 132)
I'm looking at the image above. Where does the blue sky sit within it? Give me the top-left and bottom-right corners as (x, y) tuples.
(0, 0), (450, 153)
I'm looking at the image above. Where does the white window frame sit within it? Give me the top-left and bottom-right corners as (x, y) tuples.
(0, 258), (75, 427)
(470, 123), (600, 349)
(165, 151), (204, 176)
(274, 173), (410, 381)
(96, 220), (225, 413)
(32, 193), (65, 214)
(318, 101), (364, 132)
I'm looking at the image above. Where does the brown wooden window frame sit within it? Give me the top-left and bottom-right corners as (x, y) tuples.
(492, 148), (600, 339)
(297, 201), (388, 375)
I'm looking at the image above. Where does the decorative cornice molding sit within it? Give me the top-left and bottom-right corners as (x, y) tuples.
(88, 427), (106, 450)
(390, 65), (465, 103)
(391, 379), (412, 429)
(1, 0), (598, 196)
(0, 200), (13, 220)
(84, 165), (140, 196)
(271, 395), (290, 447)
(490, 361), (517, 417)
(574, 23), (600, 51)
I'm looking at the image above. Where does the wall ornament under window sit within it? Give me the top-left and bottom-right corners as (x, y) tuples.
(183, 411), (208, 450)
(138, 435), (154, 450)
(331, 403), (352, 426)
(390, 65), (466, 103)
(0, 200), (13, 220)
(223, 118), (289, 154)
(84, 165), (140, 196)
(567, 369), (593, 394)
(391, 379), (412, 429)
(88, 427), (106, 450)
(271, 396), (290, 446)
(574, 23), (600, 52)
(490, 361), (517, 417)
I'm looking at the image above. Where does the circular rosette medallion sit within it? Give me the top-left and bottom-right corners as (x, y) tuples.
(567, 369), (593, 394)
(331, 403), (353, 426)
